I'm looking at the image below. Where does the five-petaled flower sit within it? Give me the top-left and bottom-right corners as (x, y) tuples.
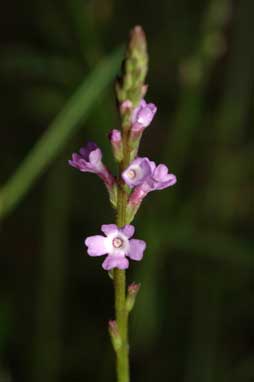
(122, 157), (176, 191)
(85, 224), (146, 270)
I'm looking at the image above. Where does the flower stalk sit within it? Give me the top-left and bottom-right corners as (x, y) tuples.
(112, 26), (149, 381)
(113, 110), (131, 382)
(113, 179), (130, 381)
(68, 25), (176, 382)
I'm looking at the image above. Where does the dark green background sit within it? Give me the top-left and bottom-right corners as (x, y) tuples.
(0, 0), (253, 381)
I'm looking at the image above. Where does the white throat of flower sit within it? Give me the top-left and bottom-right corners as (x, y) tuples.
(126, 164), (143, 183)
(106, 232), (129, 256)
(113, 237), (123, 248)
(127, 169), (136, 179)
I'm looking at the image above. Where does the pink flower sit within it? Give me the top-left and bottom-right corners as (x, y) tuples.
(84, 224), (146, 270)
(68, 142), (115, 187)
(122, 157), (176, 190)
(132, 99), (157, 131)
(122, 157), (152, 187)
(123, 157), (176, 210)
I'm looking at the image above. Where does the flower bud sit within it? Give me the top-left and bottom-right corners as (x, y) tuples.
(120, 100), (133, 115)
(126, 282), (141, 312)
(109, 129), (123, 162)
(115, 26), (148, 107)
(128, 26), (147, 59)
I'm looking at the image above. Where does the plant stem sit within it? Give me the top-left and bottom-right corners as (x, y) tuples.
(113, 268), (129, 382)
(113, 126), (131, 382)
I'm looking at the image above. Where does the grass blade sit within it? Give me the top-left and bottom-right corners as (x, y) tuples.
(0, 48), (122, 220)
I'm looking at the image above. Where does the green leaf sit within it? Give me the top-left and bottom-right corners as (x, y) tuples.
(0, 48), (123, 220)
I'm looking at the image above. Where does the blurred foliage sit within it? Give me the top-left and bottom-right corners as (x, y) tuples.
(0, 47), (122, 220)
(0, 0), (253, 382)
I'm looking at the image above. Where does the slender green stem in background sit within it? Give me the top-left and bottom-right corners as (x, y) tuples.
(0, 48), (122, 221)
(31, 154), (71, 382)
(113, 125), (131, 382)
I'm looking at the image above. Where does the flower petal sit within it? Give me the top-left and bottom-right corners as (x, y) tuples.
(79, 142), (97, 160)
(153, 164), (169, 181)
(120, 225), (135, 238)
(102, 255), (129, 270)
(68, 159), (77, 168)
(155, 174), (177, 190)
(131, 100), (144, 124)
(148, 160), (156, 173)
(85, 235), (108, 256)
(128, 239), (146, 261)
(89, 148), (102, 167)
(68, 152), (92, 172)
(140, 158), (153, 178)
(101, 224), (118, 236)
(69, 159), (88, 172)
(137, 102), (157, 127)
(148, 103), (157, 115)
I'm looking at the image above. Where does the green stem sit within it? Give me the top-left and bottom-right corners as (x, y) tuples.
(113, 126), (131, 382)
(114, 268), (129, 382)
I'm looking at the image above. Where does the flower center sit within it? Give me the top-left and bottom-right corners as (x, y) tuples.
(128, 169), (136, 179)
(113, 237), (123, 248)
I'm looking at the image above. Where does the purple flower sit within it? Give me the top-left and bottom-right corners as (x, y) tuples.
(123, 157), (176, 209)
(84, 224), (146, 270)
(122, 157), (152, 187)
(68, 142), (114, 187)
(122, 157), (176, 190)
(132, 99), (157, 131)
